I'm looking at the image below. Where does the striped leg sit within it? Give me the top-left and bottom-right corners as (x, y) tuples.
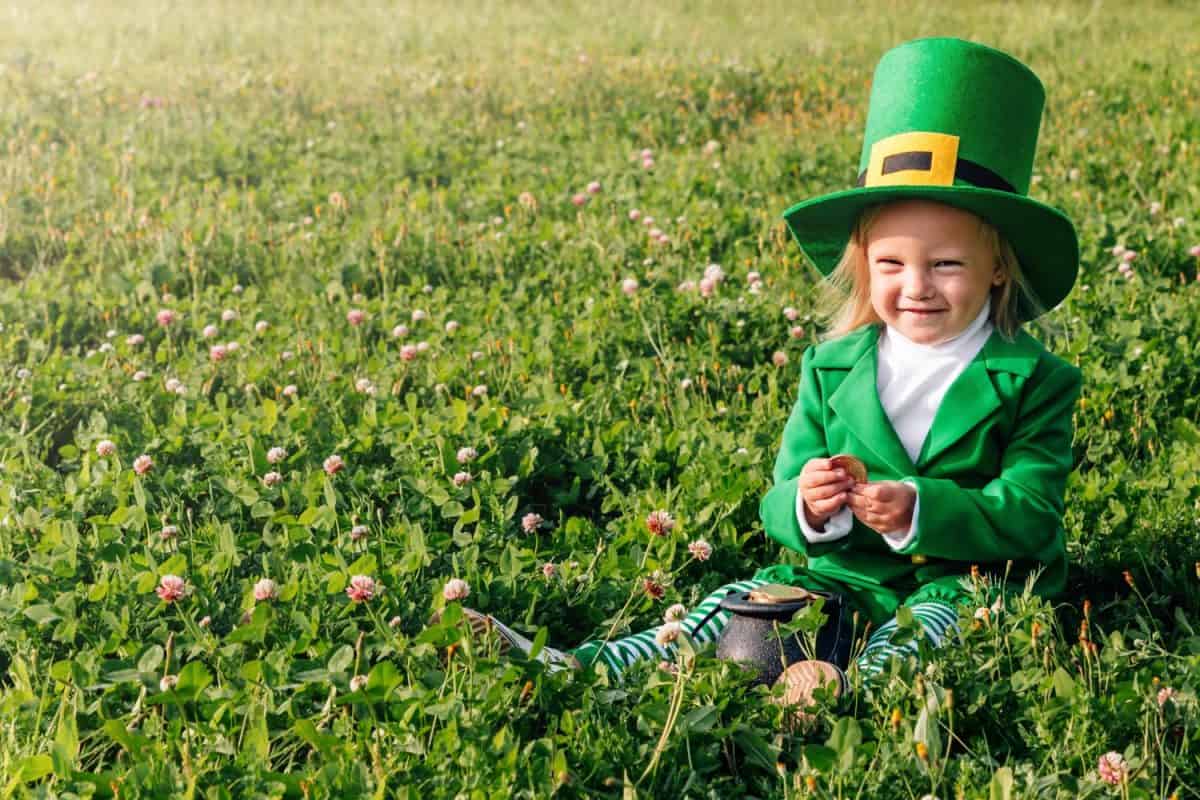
(853, 601), (961, 679)
(570, 579), (769, 681)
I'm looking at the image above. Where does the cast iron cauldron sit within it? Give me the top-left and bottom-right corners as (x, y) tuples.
(712, 589), (851, 686)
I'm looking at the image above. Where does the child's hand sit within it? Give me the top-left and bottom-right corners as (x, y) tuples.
(799, 458), (857, 529)
(847, 482), (916, 534)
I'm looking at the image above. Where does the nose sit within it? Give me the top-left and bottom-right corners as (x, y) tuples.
(902, 266), (933, 299)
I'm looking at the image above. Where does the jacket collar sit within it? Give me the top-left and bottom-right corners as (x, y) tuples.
(813, 324), (1044, 474)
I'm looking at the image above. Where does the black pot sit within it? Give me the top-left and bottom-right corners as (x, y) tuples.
(713, 590), (851, 686)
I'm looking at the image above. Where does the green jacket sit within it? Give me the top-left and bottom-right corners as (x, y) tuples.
(756, 323), (1081, 624)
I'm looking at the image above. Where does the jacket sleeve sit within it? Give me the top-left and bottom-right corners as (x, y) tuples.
(759, 346), (852, 558)
(892, 355), (1081, 563)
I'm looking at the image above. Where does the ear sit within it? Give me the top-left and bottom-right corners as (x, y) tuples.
(991, 263), (1006, 287)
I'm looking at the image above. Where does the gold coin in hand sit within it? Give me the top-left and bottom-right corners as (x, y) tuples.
(830, 454), (868, 484)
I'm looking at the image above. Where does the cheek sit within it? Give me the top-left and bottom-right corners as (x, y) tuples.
(868, 284), (890, 313)
(869, 276), (897, 304)
(939, 276), (974, 304)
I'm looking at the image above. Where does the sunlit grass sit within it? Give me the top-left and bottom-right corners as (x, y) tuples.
(0, 1), (1198, 796)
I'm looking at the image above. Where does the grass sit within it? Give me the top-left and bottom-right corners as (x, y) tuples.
(1, 1), (1199, 797)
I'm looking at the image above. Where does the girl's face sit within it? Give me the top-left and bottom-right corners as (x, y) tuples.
(865, 200), (1005, 345)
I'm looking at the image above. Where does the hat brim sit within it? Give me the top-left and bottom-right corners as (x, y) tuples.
(782, 185), (1079, 319)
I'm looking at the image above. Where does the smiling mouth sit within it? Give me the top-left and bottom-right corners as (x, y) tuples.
(900, 309), (947, 314)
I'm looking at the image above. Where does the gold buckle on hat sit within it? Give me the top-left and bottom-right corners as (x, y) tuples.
(910, 554), (928, 565)
(864, 132), (960, 188)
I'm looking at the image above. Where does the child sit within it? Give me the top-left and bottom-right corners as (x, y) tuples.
(439, 37), (1082, 707)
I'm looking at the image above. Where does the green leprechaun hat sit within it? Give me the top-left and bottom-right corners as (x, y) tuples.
(782, 37), (1078, 317)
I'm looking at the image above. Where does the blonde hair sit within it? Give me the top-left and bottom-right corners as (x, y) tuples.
(818, 202), (1043, 340)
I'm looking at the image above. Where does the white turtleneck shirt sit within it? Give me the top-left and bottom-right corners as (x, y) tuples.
(797, 297), (995, 549)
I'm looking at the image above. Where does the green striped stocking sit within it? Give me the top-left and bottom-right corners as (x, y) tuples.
(570, 581), (961, 684)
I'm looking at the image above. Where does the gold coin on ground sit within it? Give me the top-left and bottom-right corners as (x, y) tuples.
(830, 454), (868, 483)
(772, 661), (845, 731)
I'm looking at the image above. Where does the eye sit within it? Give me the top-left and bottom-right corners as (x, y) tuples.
(933, 260), (963, 269)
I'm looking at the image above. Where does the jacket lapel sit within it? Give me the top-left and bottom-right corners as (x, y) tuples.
(916, 359), (1000, 466)
(817, 324), (1045, 476)
(825, 326), (918, 477)
(917, 328), (1042, 467)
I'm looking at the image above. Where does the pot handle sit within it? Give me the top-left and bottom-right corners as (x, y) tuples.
(687, 587), (740, 639)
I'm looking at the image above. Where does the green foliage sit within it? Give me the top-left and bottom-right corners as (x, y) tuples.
(0, 0), (1199, 796)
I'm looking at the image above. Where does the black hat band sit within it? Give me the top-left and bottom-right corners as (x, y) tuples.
(856, 153), (1016, 194)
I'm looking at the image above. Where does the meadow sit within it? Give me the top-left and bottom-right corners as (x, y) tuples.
(1, 0), (1199, 796)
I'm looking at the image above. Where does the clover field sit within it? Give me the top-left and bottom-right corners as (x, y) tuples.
(2, 1), (1200, 797)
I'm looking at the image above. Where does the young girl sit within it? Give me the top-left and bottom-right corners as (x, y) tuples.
(438, 37), (1082, 706)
